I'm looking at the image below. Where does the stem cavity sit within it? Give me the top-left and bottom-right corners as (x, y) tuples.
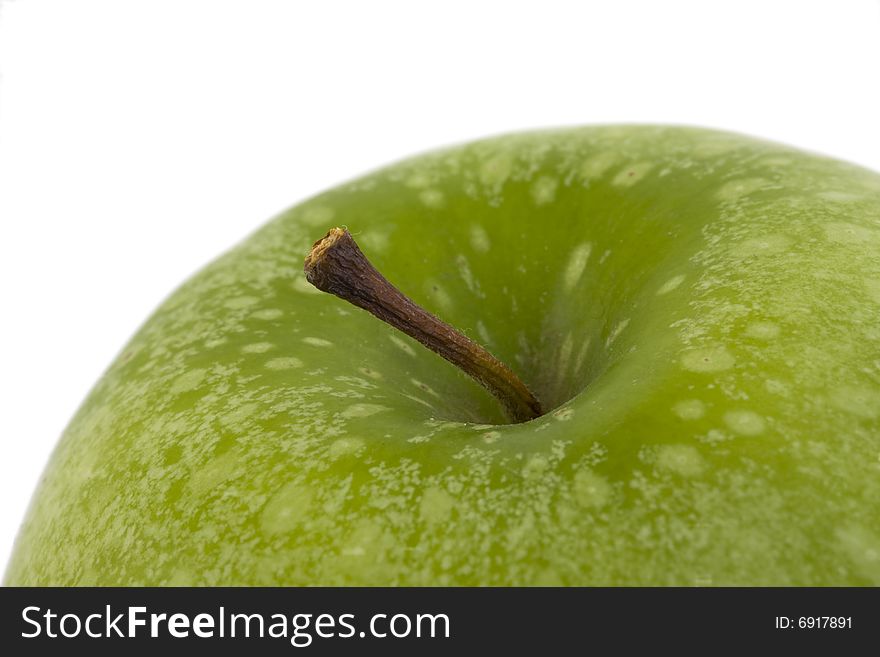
(303, 228), (543, 423)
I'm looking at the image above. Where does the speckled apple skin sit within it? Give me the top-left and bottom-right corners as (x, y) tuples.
(6, 126), (880, 586)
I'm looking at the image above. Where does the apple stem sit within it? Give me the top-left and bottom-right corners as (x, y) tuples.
(303, 227), (543, 423)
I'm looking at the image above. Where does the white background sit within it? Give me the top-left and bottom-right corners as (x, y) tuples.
(1, 0), (879, 575)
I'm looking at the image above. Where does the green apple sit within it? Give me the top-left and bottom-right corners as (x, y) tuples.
(6, 126), (880, 586)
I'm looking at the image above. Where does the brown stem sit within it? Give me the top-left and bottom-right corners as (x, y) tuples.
(303, 228), (543, 423)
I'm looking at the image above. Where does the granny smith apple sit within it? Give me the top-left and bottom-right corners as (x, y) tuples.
(6, 126), (880, 586)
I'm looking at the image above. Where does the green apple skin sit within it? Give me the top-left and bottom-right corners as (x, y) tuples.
(6, 126), (880, 586)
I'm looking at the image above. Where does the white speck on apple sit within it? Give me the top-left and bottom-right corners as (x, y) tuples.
(342, 545), (366, 558)
(334, 375), (377, 390)
(401, 393), (433, 409)
(553, 407), (575, 421)
(264, 357), (303, 370)
(358, 231), (390, 253)
(765, 379), (790, 396)
(605, 318), (630, 348)
(697, 428), (732, 445)
(410, 379), (439, 398)
(531, 176), (558, 205)
(475, 319), (492, 346)
(573, 337), (591, 373)
(655, 444), (706, 478)
(242, 342), (274, 354)
(759, 156), (793, 168)
(680, 346), (735, 373)
(835, 524), (880, 583)
(261, 482), (313, 536)
(479, 152), (513, 190)
(405, 172), (432, 189)
(522, 455), (549, 479)
(425, 419), (467, 430)
(612, 162), (653, 187)
(169, 368), (207, 394)
(562, 242), (592, 292)
(340, 403), (388, 419)
(223, 295), (260, 310)
(690, 136), (742, 157)
(817, 190), (864, 202)
(481, 431), (501, 444)
(221, 402), (259, 429)
(557, 333), (573, 380)
(186, 451), (239, 497)
(419, 487), (455, 524)
(745, 321), (780, 340)
(716, 177), (770, 202)
(829, 386), (880, 420)
(723, 410), (766, 436)
(657, 274), (686, 296)
(419, 189), (445, 208)
(730, 234), (792, 258)
(303, 337), (333, 347)
(469, 224), (490, 253)
(388, 334), (416, 356)
(456, 254), (482, 297)
(572, 468), (612, 508)
(673, 399), (706, 421)
(579, 151), (619, 181)
(825, 222), (879, 245)
(357, 366), (384, 380)
(328, 437), (366, 459)
(252, 308), (284, 320)
(424, 279), (454, 313)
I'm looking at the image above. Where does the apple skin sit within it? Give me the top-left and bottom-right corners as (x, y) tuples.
(6, 126), (880, 586)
